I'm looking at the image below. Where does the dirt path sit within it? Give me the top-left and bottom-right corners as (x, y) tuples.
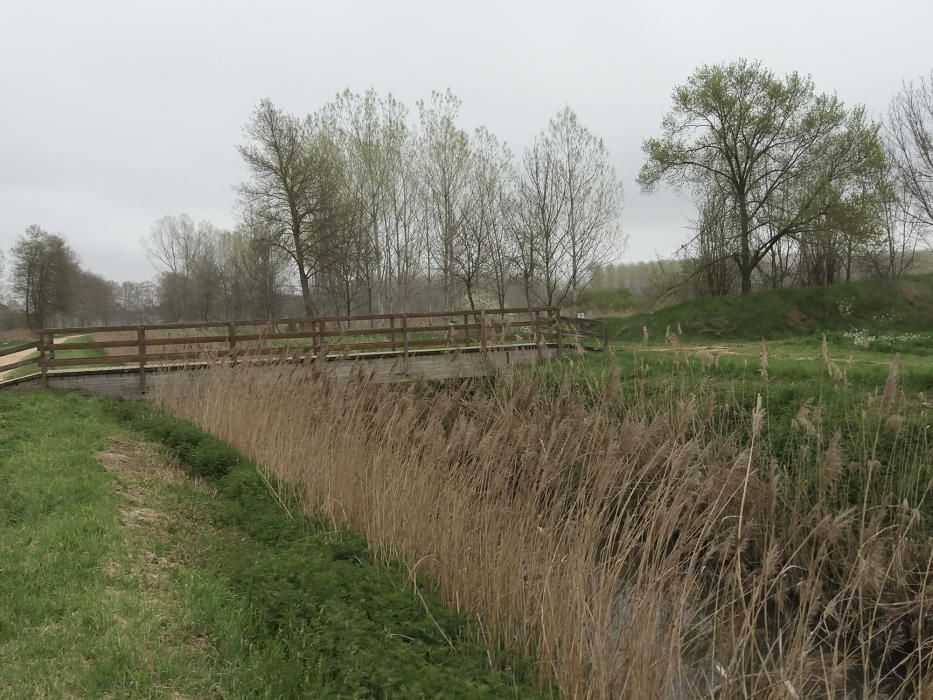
(0, 334), (89, 381)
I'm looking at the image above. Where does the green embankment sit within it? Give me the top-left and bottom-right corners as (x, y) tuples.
(0, 390), (541, 699)
(608, 274), (933, 342)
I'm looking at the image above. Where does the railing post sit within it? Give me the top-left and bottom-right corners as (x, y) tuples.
(534, 309), (543, 361)
(317, 319), (326, 358)
(601, 320), (609, 351)
(227, 322), (236, 366)
(38, 333), (48, 388)
(137, 326), (147, 394)
(389, 315), (396, 351)
(479, 310), (487, 355)
(554, 307), (564, 357)
(463, 312), (470, 344)
(401, 313), (409, 372)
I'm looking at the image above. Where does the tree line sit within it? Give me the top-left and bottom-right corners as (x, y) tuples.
(227, 89), (625, 316)
(3, 62), (932, 329)
(0, 225), (158, 329)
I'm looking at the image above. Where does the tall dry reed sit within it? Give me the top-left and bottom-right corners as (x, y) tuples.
(154, 359), (933, 699)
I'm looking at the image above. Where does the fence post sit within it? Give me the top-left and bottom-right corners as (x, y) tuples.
(534, 309), (543, 361)
(401, 313), (409, 372)
(316, 319), (325, 358)
(389, 315), (396, 351)
(227, 322), (236, 365)
(554, 307), (564, 357)
(47, 332), (56, 383)
(137, 326), (147, 394)
(601, 320), (609, 351)
(479, 310), (487, 355)
(38, 333), (48, 388)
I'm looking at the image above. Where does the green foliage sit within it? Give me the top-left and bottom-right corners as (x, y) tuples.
(609, 274), (933, 341)
(639, 58), (886, 294)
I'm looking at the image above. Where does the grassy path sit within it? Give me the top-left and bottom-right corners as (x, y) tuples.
(0, 391), (540, 699)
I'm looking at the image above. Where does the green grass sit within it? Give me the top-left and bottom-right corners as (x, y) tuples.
(0, 338), (30, 351)
(0, 390), (542, 698)
(608, 273), (933, 342)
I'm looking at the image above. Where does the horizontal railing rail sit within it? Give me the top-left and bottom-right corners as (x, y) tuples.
(6, 306), (607, 391)
(0, 341), (39, 357)
(0, 340), (39, 376)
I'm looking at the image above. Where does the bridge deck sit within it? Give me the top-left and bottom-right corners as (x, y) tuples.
(0, 343), (561, 398)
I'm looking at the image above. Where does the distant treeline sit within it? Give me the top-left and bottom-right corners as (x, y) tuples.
(2, 61), (931, 329)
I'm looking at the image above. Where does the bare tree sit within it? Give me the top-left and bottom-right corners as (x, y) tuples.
(888, 72), (933, 233)
(386, 137), (426, 312)
(418, 90), (472, 309)
(238, 100), (325, 316)
(71, 270), (117, 326)
(862, 168), (927, 278)
(686, 191), (738, 296)
(550, 107), (625, 304)
(146, 215), (219, 320)
(452, 127), (511, 309)
(514, 132), (566, 305)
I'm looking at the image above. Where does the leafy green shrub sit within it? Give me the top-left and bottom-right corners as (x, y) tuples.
(106, 401), (238, 479)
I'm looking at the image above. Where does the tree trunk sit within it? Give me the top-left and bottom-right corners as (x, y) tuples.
(738, 202), (753, 295)
(297, 267), (314, 317)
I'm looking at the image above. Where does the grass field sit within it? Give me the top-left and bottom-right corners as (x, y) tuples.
(0, 390), (540, 698)
(0, 339), (29, 351)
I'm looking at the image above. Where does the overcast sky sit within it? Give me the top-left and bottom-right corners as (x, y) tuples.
(1, 0), (931, 282)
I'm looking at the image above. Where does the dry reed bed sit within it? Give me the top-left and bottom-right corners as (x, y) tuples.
(153, 359), (933, 699)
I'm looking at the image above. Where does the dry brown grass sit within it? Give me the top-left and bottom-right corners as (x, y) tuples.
(152, 362), (933, 699)
(0, 328), (32, 342)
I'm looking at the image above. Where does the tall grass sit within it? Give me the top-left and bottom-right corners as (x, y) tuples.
(153, 355), (933, 698)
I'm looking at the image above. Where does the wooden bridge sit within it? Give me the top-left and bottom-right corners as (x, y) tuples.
(0, 307), (607, 397)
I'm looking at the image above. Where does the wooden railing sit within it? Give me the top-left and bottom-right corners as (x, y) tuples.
(0, 340), (40, 374)
(0, 307), (608, 389)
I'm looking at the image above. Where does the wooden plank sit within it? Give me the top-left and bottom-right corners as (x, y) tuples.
(139, 334), (241, 346)
(137, 326), (147, 394)
(0, 355), (40, 372)
(0, 341), (38, 357)
(49, 356), (132, 367)
(53, 338), (141, 350)
(38, 306), (560, 338)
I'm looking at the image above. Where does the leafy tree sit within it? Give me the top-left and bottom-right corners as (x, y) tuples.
(639, 59), (885, 294)
(10, 225), (79, 329)
(239, 100), (346, 316)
